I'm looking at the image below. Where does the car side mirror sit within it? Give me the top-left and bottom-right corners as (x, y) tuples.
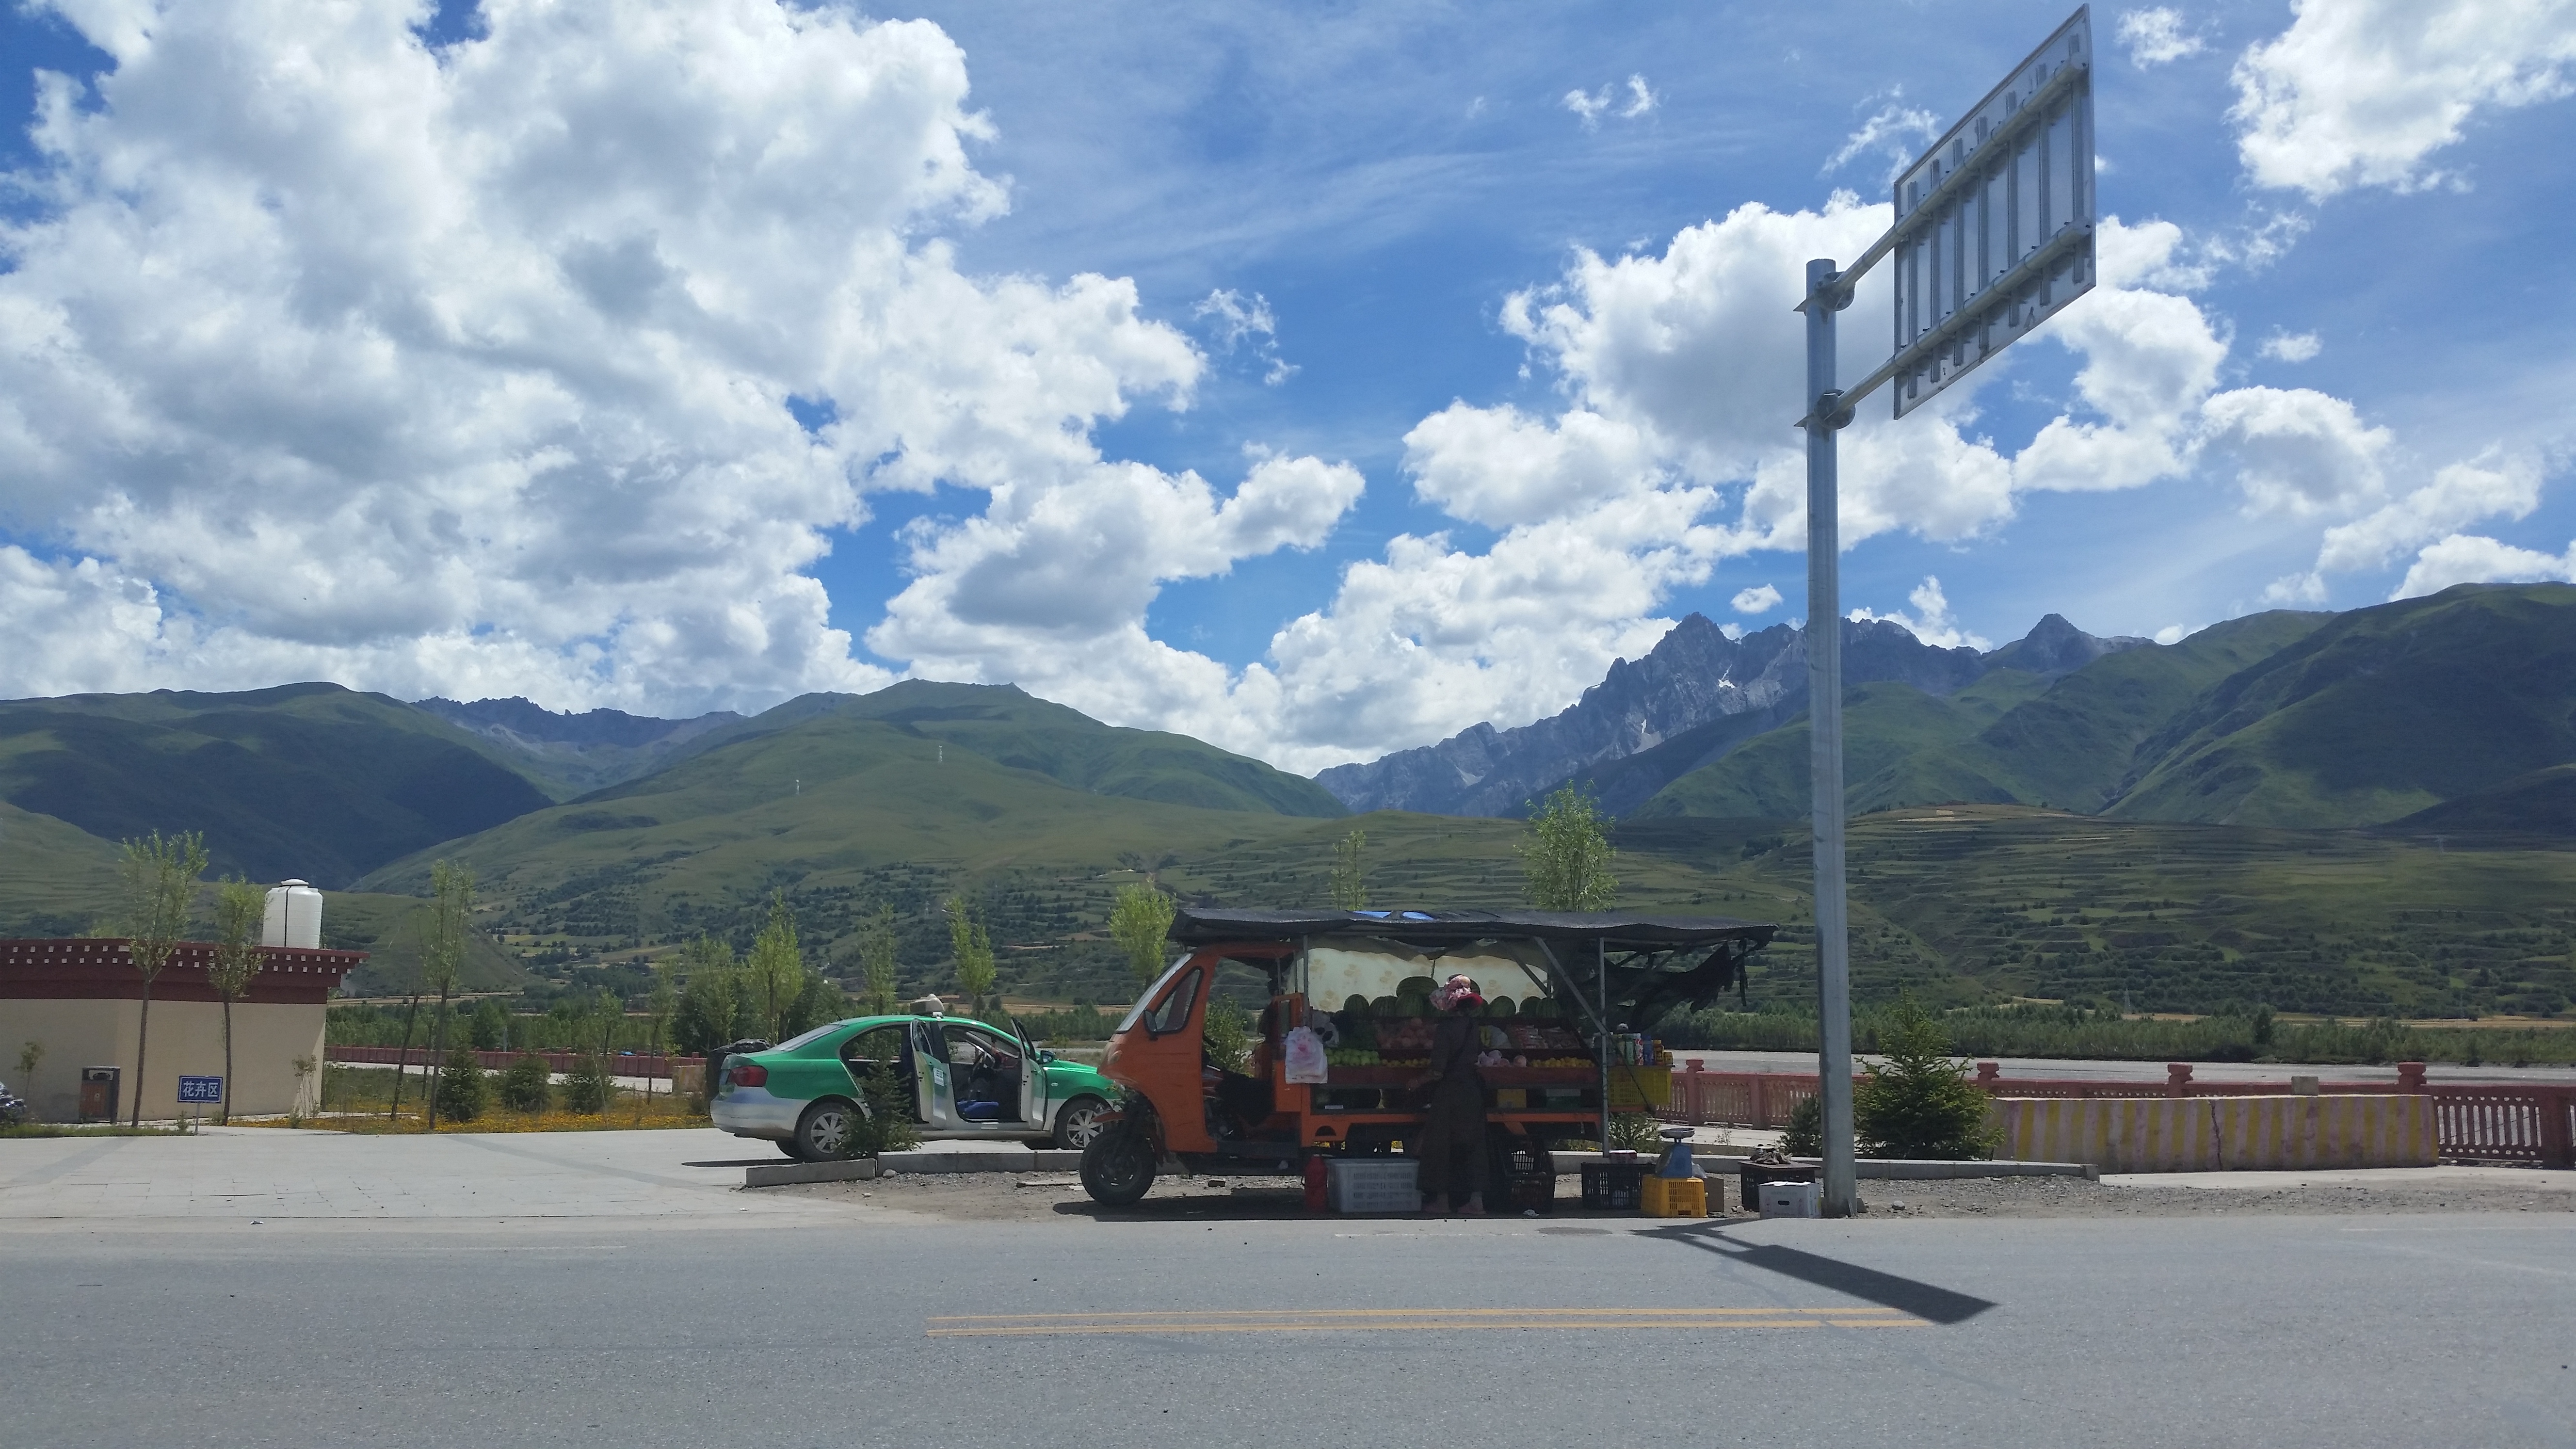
(1037, 1049), (1056, 1063)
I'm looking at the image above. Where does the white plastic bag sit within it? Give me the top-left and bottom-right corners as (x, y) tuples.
(1283, 1025), (1328, 1084)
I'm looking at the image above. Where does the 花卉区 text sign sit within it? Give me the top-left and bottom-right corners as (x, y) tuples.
(177, 1075), (223, 1103)
(1887, 6), (2095, 418)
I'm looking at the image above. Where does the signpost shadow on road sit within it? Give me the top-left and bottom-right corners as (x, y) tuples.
(1639, 1223), (1997, 1324)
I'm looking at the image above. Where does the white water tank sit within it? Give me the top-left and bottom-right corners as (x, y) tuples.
(262, 880), (324, 949)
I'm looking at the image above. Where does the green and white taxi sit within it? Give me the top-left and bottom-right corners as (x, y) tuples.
(712, 1014), (1118, 1161)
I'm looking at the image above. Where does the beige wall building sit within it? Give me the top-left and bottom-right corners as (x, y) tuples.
(2, 938), (364, 1122)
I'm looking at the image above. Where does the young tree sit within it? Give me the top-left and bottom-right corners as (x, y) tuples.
(642, 959), (678, 1118)
(467, 997), (511, 1051)
(745, 893), (804, 1042)
(434, 1046), (488, 1124)
(1853, 998), (1996, 1160)
(386, 913), (427, 1123)
(1108, 883), (1175, 986)
(1519, 785), (1618, 911)
(858, 904), (902, 1016)
(498, 1051), (552, 1112)
(117, 830), (209, 1127)
(1328, 828), (1369, 911)
(422, 861), (475, 1130)
(945, 895), (997, 1016)
(670, 935), (740, 1055)
(207, 876), (265, 1126)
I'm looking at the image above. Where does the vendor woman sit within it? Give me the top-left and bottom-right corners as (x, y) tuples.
(1413, 973), (1490, 1216)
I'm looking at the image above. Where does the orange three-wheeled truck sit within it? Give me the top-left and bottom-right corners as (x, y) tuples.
(1076, 906), (1776, 1207)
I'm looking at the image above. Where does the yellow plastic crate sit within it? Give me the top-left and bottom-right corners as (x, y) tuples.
(1641, 1174), (1707, 1218)
(1607, 1066), (1672, 1112)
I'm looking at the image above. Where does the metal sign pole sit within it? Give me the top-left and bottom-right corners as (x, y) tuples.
(1803, 258), (1857, 1219)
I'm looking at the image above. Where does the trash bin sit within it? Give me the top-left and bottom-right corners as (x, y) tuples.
(80, 1065), (120, 1123)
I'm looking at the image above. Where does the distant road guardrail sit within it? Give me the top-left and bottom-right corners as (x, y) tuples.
(326, 1045), (699, 1080)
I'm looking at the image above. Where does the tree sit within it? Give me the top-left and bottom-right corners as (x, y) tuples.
(857, 905), (902, 1016)
(467, 997), (511, 1051)
(1853, 998), (1996, 1160)
(207, 876), (265, 1126)
(117, 830), (208, 1127)
(1520, 785), (1617, 911)
(497, 1052), (551, 1112)
(745, 893), (804, 1042)
(1328, 828), (1369, 911)
(642, 959), (678, 1119)
(945, 895), (996, 1016)
(433, 1046), (488, 1124)
(670, 935), (741, 1055)
(422, 862), (475, 1130)
(1108, 883), (1175, 986)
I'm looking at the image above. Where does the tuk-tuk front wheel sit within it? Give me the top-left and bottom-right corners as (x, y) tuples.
(1079, 1125), (1157, 1205)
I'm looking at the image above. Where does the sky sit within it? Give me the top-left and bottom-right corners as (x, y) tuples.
(0, 0), (2572, 774)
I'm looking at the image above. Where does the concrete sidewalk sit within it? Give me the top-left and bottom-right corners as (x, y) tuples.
(0, 1126), (851, 1225)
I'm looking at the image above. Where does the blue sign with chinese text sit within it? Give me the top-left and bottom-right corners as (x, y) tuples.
(177, 1075), (223, 1103)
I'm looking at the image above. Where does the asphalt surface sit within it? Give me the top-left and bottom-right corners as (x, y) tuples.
(5, 1132), (2574, 1448)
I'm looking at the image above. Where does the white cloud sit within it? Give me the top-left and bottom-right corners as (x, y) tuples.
(1824, 95), (1940, 179)
(2314, 451), (2544, 575)
(2198, 387), (2393, 516)
(1562, 75), (1656, 129)
(2259, 330), (2323, 362)
(1730, 583), (1783, 615)
(2118, 9), (2206, 66)
(2392, 534), (2576, 598)
(2152, 624), (2189, 645)
(0, 0), (1377, 726)
(2232, 0), (2576, 197)
(1194, 288), (1297, 386)
(1850, 577), (1990, 651)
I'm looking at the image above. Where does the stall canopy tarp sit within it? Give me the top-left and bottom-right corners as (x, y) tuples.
(1166, 907), (1776, 950)
(1166, 907), (1777, 1033)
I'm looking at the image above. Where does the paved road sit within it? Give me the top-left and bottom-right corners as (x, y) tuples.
(1679, 1049), (2576, 1086)
(6, 1133), (2574, 1449)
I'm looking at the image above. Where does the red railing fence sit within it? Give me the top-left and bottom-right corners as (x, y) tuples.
(1661, 1059), (2576, 1168)
(326, 1045), (703, 1080)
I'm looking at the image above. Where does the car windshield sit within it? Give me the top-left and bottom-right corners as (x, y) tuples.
(776, 1020), (853, 1052)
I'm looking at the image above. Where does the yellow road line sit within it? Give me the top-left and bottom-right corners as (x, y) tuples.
(929, 1306), (1909, 1322)
(926, 1307), (1927, 1337)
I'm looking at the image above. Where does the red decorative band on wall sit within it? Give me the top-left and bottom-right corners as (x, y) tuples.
(0, 938), (367, 1005)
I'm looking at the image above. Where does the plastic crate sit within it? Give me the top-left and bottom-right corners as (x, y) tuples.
(1579, 1160), (1647, 1211)
(1758, 1180), (1820, 1219)
(1327, 1158), (1420, 1214)
(1641, 1174), (1707, 1218)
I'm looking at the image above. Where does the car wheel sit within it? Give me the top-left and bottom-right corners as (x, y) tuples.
(1051, 1095), (1111, 1151)
(791, 1099), (857, 1162)
(775, 1140), (804, 1159)
(1079, 1124), (1156, 1206)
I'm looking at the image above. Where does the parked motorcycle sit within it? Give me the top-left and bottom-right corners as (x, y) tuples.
(0, 1079), (28, 1128)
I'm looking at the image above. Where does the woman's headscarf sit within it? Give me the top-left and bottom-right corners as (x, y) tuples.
(1433, 974), (1484, 1012)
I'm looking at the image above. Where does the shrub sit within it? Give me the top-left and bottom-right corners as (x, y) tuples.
(1607, 1112), (1666, 1153)
(433, 1047), (488, 1124)
(1202, 998), (1252, 1076)
(842, 1056), (921, 1159)
(1853, 998), (1995, 1159)
(1780, 1094), (1822, 1157)
(560, 1053), (615, 1114)
(498, 1053), (552, 1113)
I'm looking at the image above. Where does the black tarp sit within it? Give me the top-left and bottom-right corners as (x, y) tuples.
(1166, 906), (1775, 950)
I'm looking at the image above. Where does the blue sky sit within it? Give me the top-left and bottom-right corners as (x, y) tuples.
(0, 0), (2570, 771)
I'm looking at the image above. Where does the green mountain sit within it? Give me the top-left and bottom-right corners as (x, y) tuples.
(2386, 764), (2576, 838)
(733, 681), (1346, 819)
(1634, 588), (2576, 831)
(2107, 584), (2576, 826)
(0, 683), (553, 887)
